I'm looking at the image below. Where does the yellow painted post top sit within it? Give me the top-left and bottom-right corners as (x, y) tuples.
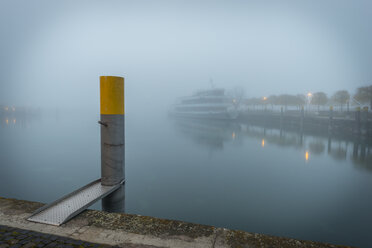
(100, 76), (124, 115)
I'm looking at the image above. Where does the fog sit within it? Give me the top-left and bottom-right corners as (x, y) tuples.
(1, 0), (372, 113)
(2, 2), (372, 246)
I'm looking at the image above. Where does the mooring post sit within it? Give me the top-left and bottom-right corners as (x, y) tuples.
(355, 107), (361, 136)
(99, 76), (125, 186)
(362, 106), (368, 136)
(280, 106), (283, 128)
(328, 106), (333, 133)
(300, 106), (304, 131)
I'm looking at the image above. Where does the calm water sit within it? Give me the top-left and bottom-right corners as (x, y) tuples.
(1, 111), (371, 247)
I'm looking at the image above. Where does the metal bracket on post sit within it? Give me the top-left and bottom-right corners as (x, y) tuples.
(98, 121), (108, 127)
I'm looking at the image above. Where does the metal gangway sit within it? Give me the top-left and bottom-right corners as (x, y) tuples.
(28, 179), (124, 225)
(27, 76), (125, 226)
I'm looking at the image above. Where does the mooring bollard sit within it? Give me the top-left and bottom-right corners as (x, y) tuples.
(300, 106), (304, 131)
(355, 107), (361, 136)
(280, 106), (283, 128)
(99, 76), (125, 186)
(362, 106), (369, 136)
(328, 106), (333, 133)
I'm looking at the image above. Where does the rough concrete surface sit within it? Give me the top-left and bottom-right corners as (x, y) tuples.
(0, 224), (115, 248)
(0, 197), (353, 248)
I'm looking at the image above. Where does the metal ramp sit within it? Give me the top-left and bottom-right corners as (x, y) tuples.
(27, 179), (124, 226)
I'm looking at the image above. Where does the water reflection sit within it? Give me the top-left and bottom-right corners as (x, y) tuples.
(328, 140), (347, 160)
(171, 118), (372, 170)
(308, 140), (325, 155)
(305, 151), (309, 162)
(352, 141), (372, 171)
(171, 118), (241, 150)
(102, 184), (125, 213)
(1, 112), (372, 247)
(0, 105), (41, 128)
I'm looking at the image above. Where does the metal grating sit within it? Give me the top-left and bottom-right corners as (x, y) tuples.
(27, 179), (122, 226)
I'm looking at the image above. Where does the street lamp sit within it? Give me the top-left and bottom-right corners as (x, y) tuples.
(262, 96), (267, 111)
(307, 92), (312, 112)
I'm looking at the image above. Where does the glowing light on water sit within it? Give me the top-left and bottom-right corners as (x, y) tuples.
(232, 132), (236, 139)
(261, 139), (265, 147)
(5, 119), (9, 125)
(305, 151), (309, 161)
(13, 119), (16, 124)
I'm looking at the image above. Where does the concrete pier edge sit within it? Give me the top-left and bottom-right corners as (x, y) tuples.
(0, 197), (352, 248)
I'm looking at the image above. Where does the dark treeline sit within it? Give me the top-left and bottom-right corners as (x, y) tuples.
(244, 85), (372, 111)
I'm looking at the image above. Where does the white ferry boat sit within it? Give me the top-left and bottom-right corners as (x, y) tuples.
(169, 88), (239, 119)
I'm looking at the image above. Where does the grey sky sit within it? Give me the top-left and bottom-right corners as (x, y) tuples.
(1, 0), (371, 110)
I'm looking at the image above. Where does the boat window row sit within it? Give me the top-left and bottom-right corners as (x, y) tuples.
(175, 106), (228, 112)
(195, 89), (225, 97)
(181, 98), (231, 104)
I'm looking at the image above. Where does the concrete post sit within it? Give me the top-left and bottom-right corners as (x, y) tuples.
(362, 106), (368, 136)
(102, 184), (125, 213)
(99, 76), (125, 186)
(355, 107), (361, 136)
(328, 106), (333, 133)
(300, 106), (304, 131)
(280, 106), (283, 128)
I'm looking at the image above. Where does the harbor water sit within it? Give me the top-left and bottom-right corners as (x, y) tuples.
(0, 110), (371, 247)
